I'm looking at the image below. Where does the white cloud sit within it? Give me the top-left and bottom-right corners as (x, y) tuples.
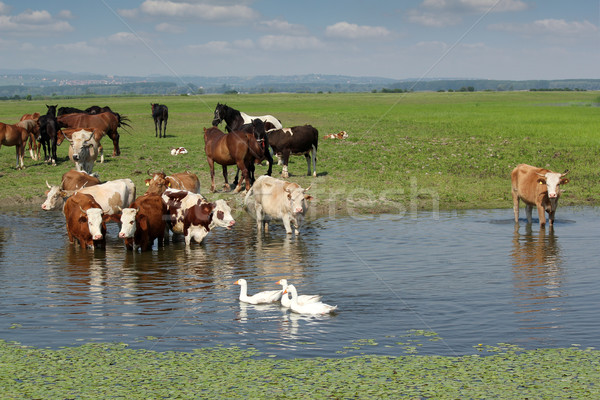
(138, 0), (259, 22)
(108, 32), (143, 45)
(188, 39), (255, 54)
(489, 19), (598, 37)
(410, 0), (528, 27)
(0, 7), (73, 35)
(258, 35), (324, 51)
(422, 0), (528, 13)
(0, 2), (10, 15)
(156, 22), (185, 34)
(54, 41), (100, 56)
(325, 22), (391, 39)
(258, 19), (308, 35)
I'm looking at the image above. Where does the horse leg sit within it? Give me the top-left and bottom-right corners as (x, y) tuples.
(155, 120), (158, 138)
(163, 118), (167, 138)
(232, 168), (240, 188)
(265, 147), (273, 176)
(222, 165), (231, 191)
(208, 157), (216, 192)
(159, 120), (163, 138)
(234, 160), (249, 193)
(51, 137), (57, 166)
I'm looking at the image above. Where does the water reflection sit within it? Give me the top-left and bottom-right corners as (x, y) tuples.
(510, 224), (564, 331)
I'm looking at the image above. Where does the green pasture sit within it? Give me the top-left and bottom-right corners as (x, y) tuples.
(0, 91), (598, 213)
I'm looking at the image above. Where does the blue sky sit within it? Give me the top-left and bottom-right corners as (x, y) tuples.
(0, 1), (598, 80)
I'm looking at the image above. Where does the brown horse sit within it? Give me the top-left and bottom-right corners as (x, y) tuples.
(16, 117), (41, 161)
(204, 127), (264, 193)
(57, 111), (126, 157)
(0, 121), (27, 169)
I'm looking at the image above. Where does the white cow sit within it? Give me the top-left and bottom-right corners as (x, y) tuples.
(66, 129), (100, 174)
(161, 189), (236, 246)
(244, 175), (313, 235)
(41, 178), (136, 214)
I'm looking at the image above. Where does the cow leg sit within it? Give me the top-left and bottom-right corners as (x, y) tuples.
(304, 154), (311, 176)
(99, 144), (104, 163)
(525, 205), (533, 224)
(281, 150), (291, 178)
(255, 204), (264, 232)
(537, 204), (546, 228)
(311, 145), (317, 177)
(282, 214), (293, 234)
(548, 210), (556, 226)
(512, 191), (520, 224)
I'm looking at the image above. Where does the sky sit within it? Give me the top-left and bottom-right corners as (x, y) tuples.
(0, 0), (598, 80)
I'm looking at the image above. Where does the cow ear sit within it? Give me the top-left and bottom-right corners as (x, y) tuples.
(304, 195), (314, 201)
(537, 178), (545, 185)
(78, 215), (88, 223)
(561, 178), (570, 185)
(167, 181), (171, 187)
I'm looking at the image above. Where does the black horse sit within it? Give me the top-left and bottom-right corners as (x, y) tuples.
(212, 103), (244, 132)
(57, 106), (86, 116)
(37, 104), (60, 165)
(232, 118), (274, 187)
(151, 103), (168, 138)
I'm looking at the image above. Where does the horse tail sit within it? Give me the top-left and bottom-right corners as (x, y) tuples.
(116, 113), (132, 130)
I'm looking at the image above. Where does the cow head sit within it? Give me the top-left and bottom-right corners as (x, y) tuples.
(41, 181), (67, 211)
(286, 184), (313, 215)
(145, 172), (170, 195)
(119, 208), (138, 239)
(81, 207), (105, 241)
(537, 170), (570, 199)
(68, 129), (96, 162)
(210, 199), (236, 230)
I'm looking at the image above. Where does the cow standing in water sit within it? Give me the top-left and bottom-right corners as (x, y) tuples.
(151, 103), (168, 138)
(511, 163), (570, 228)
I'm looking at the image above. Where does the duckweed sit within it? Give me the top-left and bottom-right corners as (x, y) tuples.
(1, 340), (598, 398)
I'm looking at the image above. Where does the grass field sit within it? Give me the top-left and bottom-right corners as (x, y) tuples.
(0, 91), (598, 214)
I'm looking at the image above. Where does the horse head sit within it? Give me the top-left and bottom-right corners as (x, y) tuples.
(212, 103), (225, 126)
(46, 104), (58, 117)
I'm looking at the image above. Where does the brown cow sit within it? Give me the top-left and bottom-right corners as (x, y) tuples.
(118, 194), (167, 251)
(511, 164), (570, 228)
(60, 169), (101, 191)
(63, 192), (109, 249)
(144, 171), (200, 195)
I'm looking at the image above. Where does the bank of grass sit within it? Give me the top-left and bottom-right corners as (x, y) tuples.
(0, 91), (598, 214)
(1, 340), (598, 398)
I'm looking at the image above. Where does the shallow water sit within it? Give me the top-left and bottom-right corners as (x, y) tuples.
(0, 206), (598, 358)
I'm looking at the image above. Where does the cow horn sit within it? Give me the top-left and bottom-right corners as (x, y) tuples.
(46, 180), (52, 189)
(561, 169), (570, 177)
(305, 184), (312, 191)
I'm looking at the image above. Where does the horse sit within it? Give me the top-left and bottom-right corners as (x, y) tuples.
(37, 104), (60, 165)
(57, 111), (127, 157)
(19, 113), (41, 160)
(0, 121), (27, 169)
(203, 126), (264, 193)
(232, 118), (274, 187)
(212, 103), (282, 133)
(151, 103), (168, 138)
(57, 107), (87, 116)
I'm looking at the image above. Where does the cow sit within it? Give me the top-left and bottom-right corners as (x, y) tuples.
(42, 178), (135, 213)
(63, 192), (109, 249)
(323, 131), (348, 140)
(244, 175), (313, 235)
(65, 129), (100, 174)
(267, 125), (318, 178)
(144, 171), (201, 195)
(161, 189), (235, 246)
(118, 194), (168, 251)
(151, 103), (168, 138)
(511, 164), (570, 228)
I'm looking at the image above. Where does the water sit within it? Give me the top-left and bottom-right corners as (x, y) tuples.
(0, 206), (598, 358)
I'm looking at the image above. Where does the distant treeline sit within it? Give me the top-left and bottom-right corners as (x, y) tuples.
(1, 78), (599, 100)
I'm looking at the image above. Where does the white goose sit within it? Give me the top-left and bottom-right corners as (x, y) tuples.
(234, 279), (282, 305)
(276, 279), (321, 308)
(284, 284), (337, 315)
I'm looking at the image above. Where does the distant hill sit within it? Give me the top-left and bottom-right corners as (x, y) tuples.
(0, 70), (598, 98)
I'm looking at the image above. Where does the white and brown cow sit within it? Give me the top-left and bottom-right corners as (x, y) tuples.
(118, 194), (168, 251)
(511, 163), (570, 227)
(268, 125), (318, 178)
(144, 171), (200, 195)
(323, 131), (348, 140)
(63, 192), (109, 249)
(65, 129), (100, 174)
(244, 175), (313, 235)
(161, 189), (235, 246)
(42, 178), (135, 213)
